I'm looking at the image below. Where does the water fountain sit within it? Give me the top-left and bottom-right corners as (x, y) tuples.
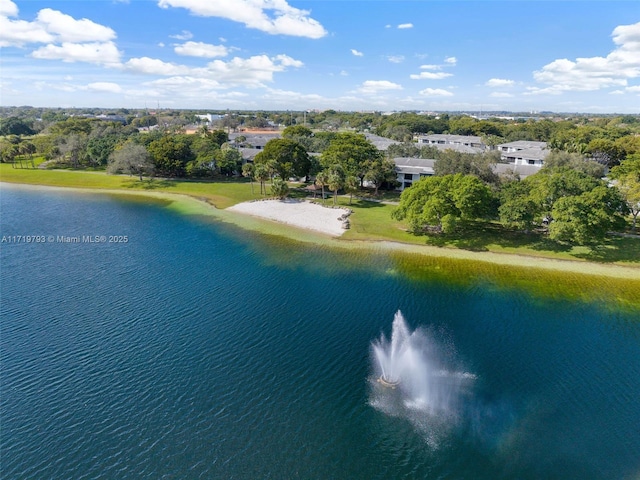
(371, 310), (475, 420)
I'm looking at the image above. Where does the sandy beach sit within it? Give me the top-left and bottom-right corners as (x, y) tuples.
(227, 199), (350, 237)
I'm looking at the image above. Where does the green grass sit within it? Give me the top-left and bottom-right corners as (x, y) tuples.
(2, 164), (639, 267)
(0, 163), (262, 209)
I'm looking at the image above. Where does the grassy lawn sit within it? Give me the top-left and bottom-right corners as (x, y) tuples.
(3, 164), (639, 267)
(0, 162), (261, 209)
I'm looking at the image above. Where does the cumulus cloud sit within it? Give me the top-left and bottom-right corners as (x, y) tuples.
(410, 59), (456, 80)
(124, 57), (192, 75)
(357, 80), (402, 94)
(486, 78), (515, 87)
(532, 21), (640, 92)
(32, 41), (121, 66)
(0, 0), (18, 17)
(36, 8), (116, 43)
(419, 88), (453, 97)
(0, 14), (53, 46)
(410, 71), (452, 80)
(397, 23), (413, 29)
(125, 53), (303, 88)
(174, 41), (228, 58)
(157, 0), (327, 39)
(351, 49), (363, 57)
(489, 92), (514, 98)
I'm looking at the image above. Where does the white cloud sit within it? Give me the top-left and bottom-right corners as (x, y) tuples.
(31, 41), (121, 66)
(486, 78), (515, 87)
(125, 57), (191, 75)
(169, 30), (192, 40)
(626, 85), (640, 93)
(157, 0), (327, 39)
(340, 70), (348, 76)
(174, 41), (228, 58)
(419, 88), (453, 97)
(387, 55), (405, 64)
(357, 80), (402, 94)
(444, 56), (457, 65)
(533, 21), (640, 92)
(610, 90), (625, 95)
(0, 15), (53, 46)
(398, 23), (413, 29)
(489, 92), (514, 98)
(351, 49), (363, 57)
(36, 8), (116, 43)
(419, 64), (441, 71)
(410, 71), (452, 80)
(125, 53), (303, 88)
(205, 54), (302, 85)
(86, 82), (122, 93)
(0, 0), (18, 17)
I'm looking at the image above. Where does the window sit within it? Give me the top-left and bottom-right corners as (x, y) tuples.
(528, 160), (535, 165)
(404, 173), (413, 180)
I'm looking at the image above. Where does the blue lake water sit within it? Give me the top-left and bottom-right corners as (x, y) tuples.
(1, 184), (639, 479)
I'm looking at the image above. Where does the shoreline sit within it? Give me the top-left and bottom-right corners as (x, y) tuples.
(2, 181), (639, 281)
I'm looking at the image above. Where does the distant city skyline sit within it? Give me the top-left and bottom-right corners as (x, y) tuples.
(1, 1), (639, 113)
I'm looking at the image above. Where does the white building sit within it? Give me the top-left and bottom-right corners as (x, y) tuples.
(393, 158), (435, 190)
(497, 141), (549, 166)
(416, 134), (486, 151)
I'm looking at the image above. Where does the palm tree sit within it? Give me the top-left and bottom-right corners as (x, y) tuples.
(315, 170), (329, 202)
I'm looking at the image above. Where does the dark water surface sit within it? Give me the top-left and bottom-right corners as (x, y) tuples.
(1, 185), (639, 479)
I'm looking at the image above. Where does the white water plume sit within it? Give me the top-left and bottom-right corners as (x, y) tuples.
(370, 311), (476, 435)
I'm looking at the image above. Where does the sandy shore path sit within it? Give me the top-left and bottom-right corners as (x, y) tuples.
(227, 199), (350, 237)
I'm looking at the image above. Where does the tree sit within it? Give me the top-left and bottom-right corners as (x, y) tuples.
(215, 145), (242, 176)
(609, 154), (640, 231)
(107, 143), (154, 181)
(364, 157), (398, 195)
(392, 174), (495, 233)
(433, 150), (500, 185)
(0, 117), (35, 136)
(320, 132), (381, 186)
(254, 162), (270, 195)
(326, 164), (345, 205)
(344, 175), (360, 205)
(549, 186), (627, 244)
(542, 151), (604, 178)
(147, 134), (194, 177)
(314, 170), (329, 201)
(254, 138), (311, 180)
(498, 180), (538, 232)
(270, 177), (289, 199)
(242, 162), (256, 195)
(282, 125), (313, 138)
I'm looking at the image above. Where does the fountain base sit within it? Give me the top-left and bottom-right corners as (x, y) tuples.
(377, 376), (400, 389)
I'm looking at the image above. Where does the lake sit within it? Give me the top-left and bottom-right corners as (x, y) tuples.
(1, 184), (639, 479)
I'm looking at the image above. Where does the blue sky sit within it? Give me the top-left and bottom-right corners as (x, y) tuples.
(1, 0), (639, 113)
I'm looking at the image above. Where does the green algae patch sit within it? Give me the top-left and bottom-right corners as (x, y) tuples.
(387, 250), (640, 311)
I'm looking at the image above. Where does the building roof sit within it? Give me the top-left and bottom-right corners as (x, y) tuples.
(497, 140), (547, 150)
(418, 134), (484, 144)
(364, 133), (401, 151)
(429, 143), (483, 154)
(501, 148), (550, 161)
(393, 157), (436, 175)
